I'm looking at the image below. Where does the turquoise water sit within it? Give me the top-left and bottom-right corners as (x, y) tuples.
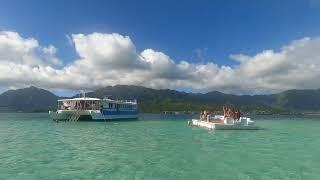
(0, 113), (320, 180)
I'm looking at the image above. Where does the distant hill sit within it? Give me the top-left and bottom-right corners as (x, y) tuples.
(271, 89), (320, 111)
(0, 86), (58, 112)
(0, 85), (320, 113)
(85, 85), (319, 113)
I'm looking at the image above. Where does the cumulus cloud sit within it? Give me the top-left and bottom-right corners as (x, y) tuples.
(0, 30), (320, 94)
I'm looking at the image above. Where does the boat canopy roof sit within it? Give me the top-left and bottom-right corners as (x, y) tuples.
(58, 97), (101, 101)
(57, 97), (137, 104)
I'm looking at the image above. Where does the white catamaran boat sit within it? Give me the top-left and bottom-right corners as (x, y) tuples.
(49, 97), (138, 121)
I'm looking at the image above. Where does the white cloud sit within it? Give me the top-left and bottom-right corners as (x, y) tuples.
(72, 33), (147, 70)
(0, 30), (320, 94)
(42, 45), (57, 55)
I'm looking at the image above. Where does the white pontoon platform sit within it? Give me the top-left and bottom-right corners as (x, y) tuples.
(189, 117), (262, 130)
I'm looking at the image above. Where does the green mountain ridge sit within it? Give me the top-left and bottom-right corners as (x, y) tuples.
(0, 86), (59, 112)
(0, 85), (320, 113)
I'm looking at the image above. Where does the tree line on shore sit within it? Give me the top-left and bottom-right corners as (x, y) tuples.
(1, 85), (320, 114)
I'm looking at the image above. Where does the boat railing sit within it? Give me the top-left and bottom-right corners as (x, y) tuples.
(103, 98), (137, 104)
(59, 107), (100, 111)
(122, 99), (137, 103)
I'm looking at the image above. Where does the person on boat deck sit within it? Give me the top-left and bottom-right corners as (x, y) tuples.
(203, 110), (209, 122)
(232, 107), (238, 121)
(235, 110), (239, 121)
(206, 113), (211, 122)
(227, 107), (240, 122)
(227, 107), (232, 118)
(202, 111), (206, 121)
(223, 106), (227, 118)
(200, 110), (208, 121)
(235, 108), (241, 121)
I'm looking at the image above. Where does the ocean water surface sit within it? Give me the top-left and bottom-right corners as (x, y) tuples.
(0, 113), (320, 180)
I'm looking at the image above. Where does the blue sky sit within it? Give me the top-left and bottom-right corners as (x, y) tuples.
(1, 0), (320, 95)
(1, 0), (319, 65)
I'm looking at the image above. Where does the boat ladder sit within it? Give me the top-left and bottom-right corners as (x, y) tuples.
(68, 110), (81, 122)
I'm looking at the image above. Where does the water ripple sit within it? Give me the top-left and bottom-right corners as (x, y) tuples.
(0, 113), (320, 179)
